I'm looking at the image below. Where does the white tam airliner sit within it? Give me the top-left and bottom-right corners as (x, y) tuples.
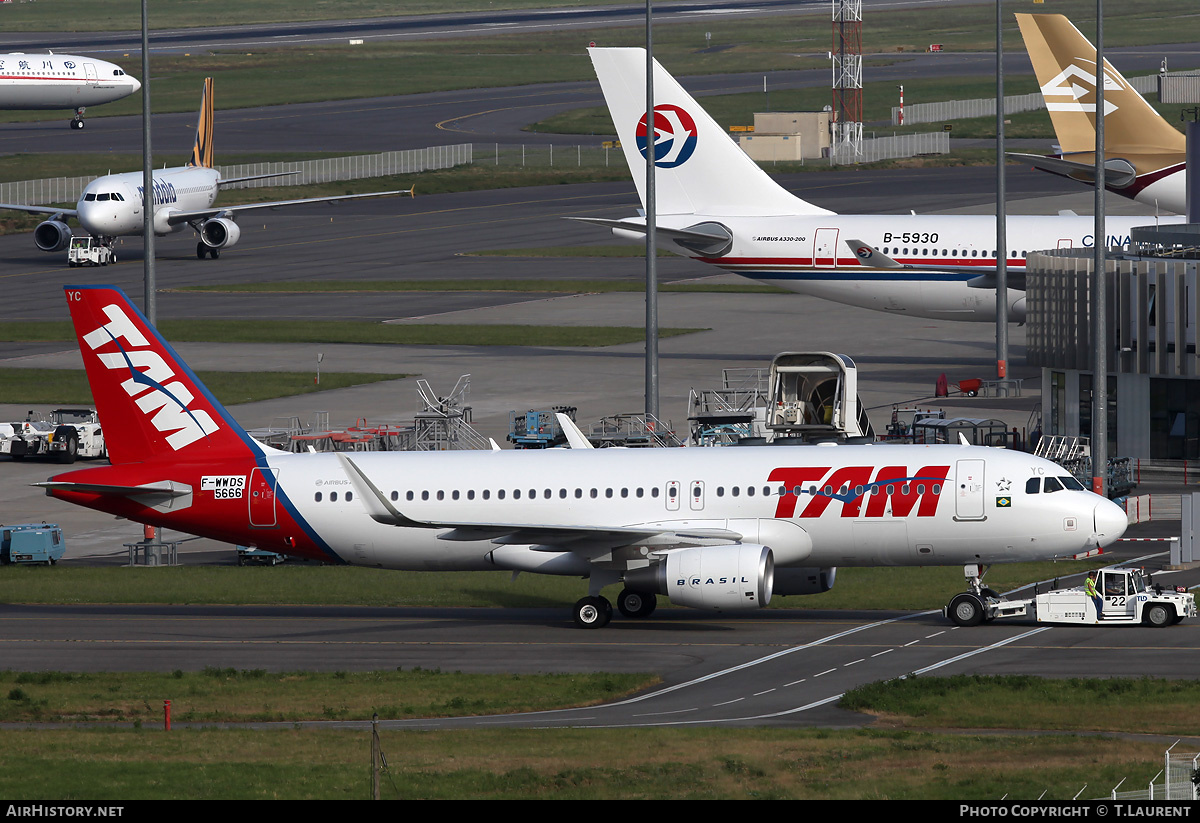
(578, 48), (1182, 322)
(0, 52), (140, 128)
(40, 285), (1128, 628)
(1, 77), (412, 264)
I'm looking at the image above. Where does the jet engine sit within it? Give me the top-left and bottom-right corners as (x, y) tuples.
(774, 567), (837, 596)
(199, 217), (241, 249)
(34, 220), (72, 252)
(624, 544), (773, 611)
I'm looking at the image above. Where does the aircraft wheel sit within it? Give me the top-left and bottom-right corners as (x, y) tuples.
(947, 593), (984, 627)
(210, 248), (220, 259)
(618, 588), (656, 618)
(1145, 604), (1172, 628)
(573, 596), (612, 629)
(197, 243), (207, 260)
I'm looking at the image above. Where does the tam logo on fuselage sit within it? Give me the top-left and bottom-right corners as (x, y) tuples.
(768, 465), (950, 518)
(80, 301), (219, 451)
(636, 105), (698, 168)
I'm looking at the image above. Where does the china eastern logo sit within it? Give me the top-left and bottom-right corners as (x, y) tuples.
(636, 105), (698, 168)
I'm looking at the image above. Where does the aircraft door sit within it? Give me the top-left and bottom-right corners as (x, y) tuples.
(954, 459), (986, 520)
(84, 63), (98, 86)
(249, 467), (279, 528)
(813, 228), (840, 268)
(689, 480), (705, 511)
(665, 480), (680, 511)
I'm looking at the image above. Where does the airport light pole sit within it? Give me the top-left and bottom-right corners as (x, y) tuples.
(644, 0), (660, 423)
(141, 0), (156, 326)
(995, 0), (1008, 380)
(1091, 0), (1108, 497)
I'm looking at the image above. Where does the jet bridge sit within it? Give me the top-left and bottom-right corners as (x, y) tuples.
(766, 352), (874, 442)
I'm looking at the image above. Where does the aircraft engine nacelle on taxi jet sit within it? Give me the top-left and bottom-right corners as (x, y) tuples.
(199, 217), (241, 249)
(34, 219), (72, 252)
(626, 543), (774, 611)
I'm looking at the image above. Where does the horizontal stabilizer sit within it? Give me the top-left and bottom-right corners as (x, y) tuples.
(1008, 152), (1138, 188)
(35, 479), (191, 497)
(569, 217), (733, 256)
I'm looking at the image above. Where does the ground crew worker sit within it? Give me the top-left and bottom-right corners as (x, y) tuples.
(1085, 570), (1103, 620)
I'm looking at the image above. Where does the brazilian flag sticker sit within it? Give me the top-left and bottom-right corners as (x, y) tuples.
(996, 497), (1012, 507)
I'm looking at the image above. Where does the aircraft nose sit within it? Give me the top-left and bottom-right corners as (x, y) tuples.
(130, 76), (142, 93)
(1093, 499), (1128, 548)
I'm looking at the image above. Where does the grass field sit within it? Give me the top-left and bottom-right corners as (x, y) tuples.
(0, 562), (1104, 611)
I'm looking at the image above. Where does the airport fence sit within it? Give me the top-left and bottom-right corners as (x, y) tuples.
(889, 72), (1164, 126)
(0, 143), (474, 205)
(830, 131), (950, 164)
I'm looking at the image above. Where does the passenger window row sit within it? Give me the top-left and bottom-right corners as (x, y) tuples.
(311, 483), (943, 503)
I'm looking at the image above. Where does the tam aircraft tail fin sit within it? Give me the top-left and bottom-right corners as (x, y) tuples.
(63, 285), (259, 465)
(588, 48), (834, 217)
(187, 77), (215, 168)
(1016, 13), (1185, 155)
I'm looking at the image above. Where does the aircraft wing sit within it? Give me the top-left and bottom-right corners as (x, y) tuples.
(0, 203), (77, 218)
(845, 239), (1026, 288)
(165, 188), (414, 226)
(335, 454), (741, 556)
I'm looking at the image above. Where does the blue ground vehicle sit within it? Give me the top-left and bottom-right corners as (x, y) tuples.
(1, 523), (65, 565)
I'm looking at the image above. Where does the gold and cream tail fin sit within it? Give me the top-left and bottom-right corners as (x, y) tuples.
(1016, 13), (1185, 155)
(187, 77), (215, 168)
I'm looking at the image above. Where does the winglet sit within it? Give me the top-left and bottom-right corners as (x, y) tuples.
(844, 239), (903, 269)
(335, 453), (434, 528)
(556, 413), (594, 449)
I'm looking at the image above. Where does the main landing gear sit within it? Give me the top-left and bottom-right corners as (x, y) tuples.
(572, 570), (658, 628)
(196, 242), (220, 259)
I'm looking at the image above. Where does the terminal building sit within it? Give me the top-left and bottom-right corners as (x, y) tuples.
(1026, 236), (1199, 462)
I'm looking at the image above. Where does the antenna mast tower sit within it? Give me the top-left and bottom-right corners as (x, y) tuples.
(831, 0), (863, 162)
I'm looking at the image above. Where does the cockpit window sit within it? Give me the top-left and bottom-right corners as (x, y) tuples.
(1026, 478), (1040, 494)
(84, 193), (96, 201)
(1043, 477), (1063, 493)
(1059, 476), (1085, 491)
(96, 193), (110, 201)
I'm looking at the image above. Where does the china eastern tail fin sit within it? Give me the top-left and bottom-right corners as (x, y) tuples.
(588, 48), (833, 217)
(1016, 13), (1185, 156)
(187, 77), (215, 168)
(63, 285), (259, 465)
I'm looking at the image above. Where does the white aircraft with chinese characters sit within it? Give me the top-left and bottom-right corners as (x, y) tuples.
(0, 52), (140, 129)
(0, 77), (412, 264)
(39, 285), (1128, 628)
(577, 48), (1182, 322)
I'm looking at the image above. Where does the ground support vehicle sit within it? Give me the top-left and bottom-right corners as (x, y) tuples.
(237, 546), (286, 566)
(43, 408), (106, 464)
(68, 236), (116, 267)
(1, 523), (65, 565)
(0, 419), (51, 459)
(946, 565), (1196, 627)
